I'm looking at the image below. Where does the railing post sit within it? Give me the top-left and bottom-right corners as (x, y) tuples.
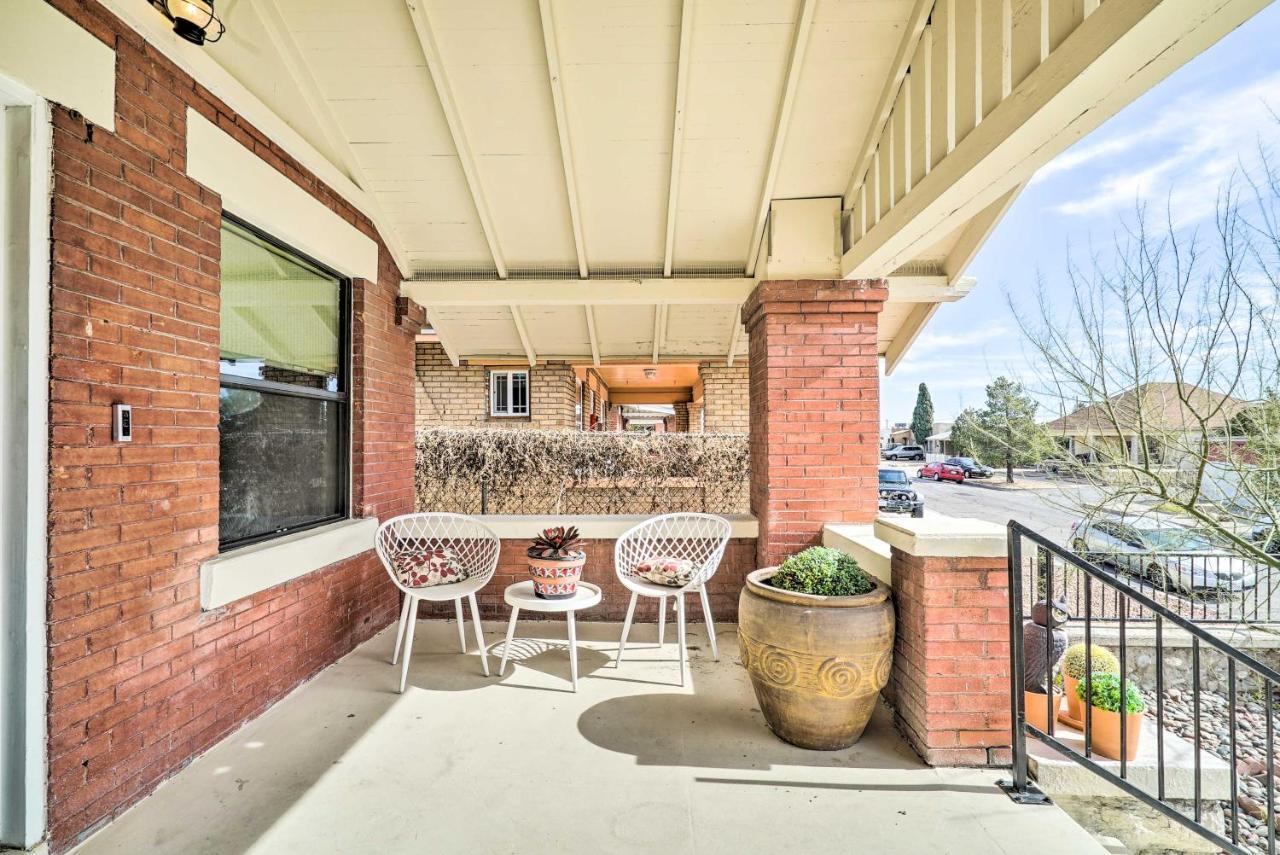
(999, 522), (1052, 804)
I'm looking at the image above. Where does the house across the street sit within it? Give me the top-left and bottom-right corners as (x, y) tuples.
(1042, 382), (1247, 465)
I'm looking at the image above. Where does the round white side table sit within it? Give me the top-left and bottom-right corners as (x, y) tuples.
(498, 580), (602, 691)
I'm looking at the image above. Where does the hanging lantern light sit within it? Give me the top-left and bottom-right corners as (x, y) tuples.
(150, 0), (225, 45)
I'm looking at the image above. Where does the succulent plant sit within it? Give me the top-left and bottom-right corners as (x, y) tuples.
(528, 526), (584, 560)
(1061, 643), (1119, 680)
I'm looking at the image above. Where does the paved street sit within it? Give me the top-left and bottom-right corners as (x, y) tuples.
(880, 463), (1105, 546)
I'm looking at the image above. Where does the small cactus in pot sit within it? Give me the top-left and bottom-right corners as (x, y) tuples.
(527, 526), (586, 599)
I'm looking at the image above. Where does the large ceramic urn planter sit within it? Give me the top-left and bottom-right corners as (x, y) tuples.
(738, 567), (895, 750)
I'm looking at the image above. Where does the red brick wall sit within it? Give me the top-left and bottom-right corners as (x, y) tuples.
(43, 1), (411, 848)
(743, 280), (887, 568)
(416, 537), (758, 623)
(889, 550), (1012, 766)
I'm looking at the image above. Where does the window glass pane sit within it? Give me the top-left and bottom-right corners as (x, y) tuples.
(219, 388), (342, 544)
(512, 372), (528, 413)
(493, 373), (509, 413)
(219, 220), (341, 391)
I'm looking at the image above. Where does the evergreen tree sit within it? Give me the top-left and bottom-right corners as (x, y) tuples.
(968, 377), (1054, 483)
(911, 383), (934, 446)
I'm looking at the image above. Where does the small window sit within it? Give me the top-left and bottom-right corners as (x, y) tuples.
(491, 370), (530, 417)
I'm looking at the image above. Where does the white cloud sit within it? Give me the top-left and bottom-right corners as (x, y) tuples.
(910, 325), (1013, 353)
(1044, 72), (1280, 224)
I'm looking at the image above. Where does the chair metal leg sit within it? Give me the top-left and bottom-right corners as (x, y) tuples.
(399, 603), (418, 694)
(676, 594), (688, 687)
(454, 598), (467, 653)
(616, 592), (638, 666)
(567, 611), (579, 691)
(468, 593), (489, 676)
(698, 585), (719, 661)
(499, 606), (519, 676)
(391, 593), (412, 665)
(657, 595), (667, 646)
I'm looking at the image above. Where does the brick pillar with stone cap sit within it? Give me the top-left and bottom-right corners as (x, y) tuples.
(876, 514), (1012, 766)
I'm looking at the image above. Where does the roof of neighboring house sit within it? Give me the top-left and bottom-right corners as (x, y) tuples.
(1042, 383), (1248, 434)
(926, 431), (951, 442)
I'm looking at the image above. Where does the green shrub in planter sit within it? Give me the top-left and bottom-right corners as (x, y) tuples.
(768, 547), (874, 597)
(1061, 643), (1119, 680)
(1075, 672), (1146, 714)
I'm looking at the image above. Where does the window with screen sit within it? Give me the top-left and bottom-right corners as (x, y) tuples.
(490, 370), (529, 417)
(218, 217), (349, 549)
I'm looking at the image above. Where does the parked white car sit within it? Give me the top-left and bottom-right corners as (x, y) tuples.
(881, 444), (925, 461)
(1070, 516), (1260, 593)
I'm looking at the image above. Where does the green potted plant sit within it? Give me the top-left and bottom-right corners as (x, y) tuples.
(1061, 643), (1119, 723)
(1075, 672), (1146, 760)
(738, 547), (894, 750)
(527, 526), (585, 599)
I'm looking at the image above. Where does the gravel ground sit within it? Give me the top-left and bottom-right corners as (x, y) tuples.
(1146, 687), (1280, 852)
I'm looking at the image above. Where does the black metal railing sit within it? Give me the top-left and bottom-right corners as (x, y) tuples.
(1002, 521), (1280, 855)
(1026, 549), (1279, 623)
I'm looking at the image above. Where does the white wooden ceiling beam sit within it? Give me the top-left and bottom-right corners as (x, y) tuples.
(651, 304), (667, 364)
(253, 0), (413, 278)
(584, 305), (600, 366)
(842, 0), (1267, 279)
(841, 0), (934, 206)
(726, 305), (743, 367)
(884, 302), (939, 375)
(943, 182), (1024, 278)
(402, 278), (757, 307)
(662, 0), (696, 278)
(426, 309), (461, 367)
(404, 0), (508, 279)
(743, 0), (817, 277)
(536, 0), (589, 278)
(509, 305), (536, 366)
(886, 276), (976, 302)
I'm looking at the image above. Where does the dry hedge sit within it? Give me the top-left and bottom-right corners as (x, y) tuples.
(415, 427), (750, 516)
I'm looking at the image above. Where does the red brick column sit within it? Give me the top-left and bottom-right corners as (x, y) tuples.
(742, 279), (887, 568)
(880, 518), (1012, 766)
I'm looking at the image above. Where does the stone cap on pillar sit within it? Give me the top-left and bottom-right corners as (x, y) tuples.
(873, 514), (1007, 558)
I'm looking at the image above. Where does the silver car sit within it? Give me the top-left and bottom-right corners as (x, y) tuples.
(1070, 517), (1260, 593)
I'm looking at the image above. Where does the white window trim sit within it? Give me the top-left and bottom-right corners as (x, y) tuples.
(0, 80), (51, 849)
(200, 517), (379, 610)
(490, 369), (530, 417)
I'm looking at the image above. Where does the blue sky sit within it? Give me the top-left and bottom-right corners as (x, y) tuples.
(881, 2), (1280, 428)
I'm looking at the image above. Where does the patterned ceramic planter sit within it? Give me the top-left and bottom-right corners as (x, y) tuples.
(527, 553), (586, 599)
(738, 567), (895, 750)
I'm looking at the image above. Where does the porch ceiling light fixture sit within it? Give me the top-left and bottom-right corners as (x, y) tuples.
(149, 0), (226, 45)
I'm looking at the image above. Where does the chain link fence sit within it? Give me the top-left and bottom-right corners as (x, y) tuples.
(415, 428), (750, 516)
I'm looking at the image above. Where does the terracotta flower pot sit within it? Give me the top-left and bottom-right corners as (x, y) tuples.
(1024, 690), (1063, 733)
(737, 568), (895, 750)
(527, 553), (586, 599)
(1064, 676), (1083, 721)
(1087, 705), (1144, 761)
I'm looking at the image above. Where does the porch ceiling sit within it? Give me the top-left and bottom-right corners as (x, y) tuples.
(172, 0), (1268, 370)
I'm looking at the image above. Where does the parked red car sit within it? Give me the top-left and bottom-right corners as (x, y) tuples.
(917, 461), (966, 483)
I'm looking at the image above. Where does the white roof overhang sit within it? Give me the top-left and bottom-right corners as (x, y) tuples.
(98, 0), (1269, 369)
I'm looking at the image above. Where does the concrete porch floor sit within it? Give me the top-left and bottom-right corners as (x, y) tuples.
(69, 619), (1105, 855)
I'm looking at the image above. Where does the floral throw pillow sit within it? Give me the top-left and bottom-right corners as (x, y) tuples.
(635, 557), (696, 588)
(396, 547), (467, 588)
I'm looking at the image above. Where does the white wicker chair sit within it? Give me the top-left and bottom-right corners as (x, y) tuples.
(375, 513), (501, 692)
(614, 513), (732, 685)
